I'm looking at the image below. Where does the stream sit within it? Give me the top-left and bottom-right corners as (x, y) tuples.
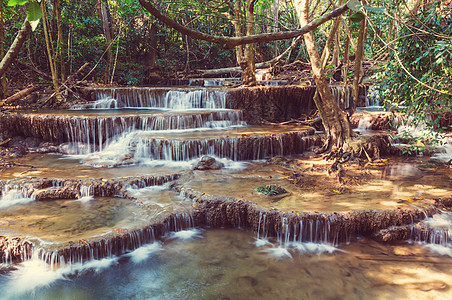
(0, 84), (451, 299)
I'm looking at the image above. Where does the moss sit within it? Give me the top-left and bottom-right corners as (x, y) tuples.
(254, 184), (288, 197)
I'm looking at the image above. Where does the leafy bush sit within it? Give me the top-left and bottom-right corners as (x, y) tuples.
(377, 2), (452, 127)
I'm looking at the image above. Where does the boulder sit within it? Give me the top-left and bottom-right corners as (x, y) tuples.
(194, 156), (224, 170)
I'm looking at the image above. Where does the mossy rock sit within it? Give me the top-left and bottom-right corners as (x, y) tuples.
(254, 184), (290, 199)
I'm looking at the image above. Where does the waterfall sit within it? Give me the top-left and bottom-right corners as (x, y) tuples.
(92, 88), (229, 109)
(255, 213), (347, 257)
(78, 184), (94, 202)
(410, 213), (452, 256)
(0, 185), (35, 209)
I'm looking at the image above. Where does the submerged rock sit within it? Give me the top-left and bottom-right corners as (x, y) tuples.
(254, 184), (289, 197)
(384, 164), (423, 181)
(194, 156), (224, 170)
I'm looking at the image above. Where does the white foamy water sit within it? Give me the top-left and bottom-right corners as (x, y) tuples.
(432, 136), (452, 162)
(424, 213), (452, 228)
(0, 187), (35, 209)
(254, 238), (272, 247)
(357, 115), (372, 131)
(70, 96), (118, 109)
(2, 255), (119, 298)
(168, 229), (203, 241)
(68, 128), (249, 169)
(414, 213), (452, 256)
(77, 185), (94, 202)
(290, 242), (344, 254)
(257, 240), (343, 259)
(126, 184), (169, 198)
(424, 244), (452, 257)
(261, 247), (293, 259)
(127, 242), (162, 264)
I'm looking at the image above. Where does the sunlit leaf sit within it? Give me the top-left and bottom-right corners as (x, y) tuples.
(363, 4), (386, 14)
(347, 0), (362, 11)
(7, 0), (28, 6)
(27, 1), (42, 31)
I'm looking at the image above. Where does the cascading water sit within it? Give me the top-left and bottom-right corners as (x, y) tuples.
(40, 87), (319, 166)
(78, 184), (94, 202)
(91, 87), (228, 109)
(410, 212), (452, 256)
(0, 184), (35, 209)
(255, 214), (345, 259)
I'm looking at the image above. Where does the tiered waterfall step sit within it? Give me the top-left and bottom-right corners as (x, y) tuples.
(0, 110), (246, 145)
(81, 87), (230, 109)
(122, 125), (320, 161)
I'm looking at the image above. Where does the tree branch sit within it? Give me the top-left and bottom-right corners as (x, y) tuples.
(138, 0), (350, 48)
(0, 20), (31, 79)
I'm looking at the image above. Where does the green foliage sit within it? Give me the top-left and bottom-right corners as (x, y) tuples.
(7, 0), (41, 31)
(6, 0), (28, 6)
(377, 2), (451, 124)
(349, 12), (365, 23)
(26, 1), (41, 31)
(254, 185), (288, 197)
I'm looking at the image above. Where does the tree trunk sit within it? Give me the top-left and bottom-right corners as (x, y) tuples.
(183, 17), (192, 73)
(332, 23), (340, 66)
(233, 0), (244, 65)
(341, 16), (351, 105)
(41, 1), (61, 102)
(241, 0), (256, 85)
(146, 21), (159, 82)
(0, 1), (6, 98)
(53, 0), (65, 81)
(272, 0), (280, 56)
(97, 0), (113, 83)
(320, 17), (340, 67)
(3, 84), (36, 104)
(352, 2), (368, 112)
(295, 0), (352, 150)
(0, 19), (31, 79)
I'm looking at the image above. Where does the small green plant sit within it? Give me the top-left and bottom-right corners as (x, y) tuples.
(254, 185), (288, 197)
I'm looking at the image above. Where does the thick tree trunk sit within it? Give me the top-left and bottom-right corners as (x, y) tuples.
(241, 0), (256, 85)
(295, 0), (352, 149)
(0, 19), (31, 79)
(352, 3), (368, 112)
(138, 0), (349, 48)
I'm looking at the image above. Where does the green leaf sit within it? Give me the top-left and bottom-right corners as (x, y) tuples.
(347, 0), (362, 11)
(218, 6), (229, 13)
(362, 4), (386, 14)
(7, 0), (28, 6)
(349, 11), (365, 23)
(26, 1), (42, 31)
